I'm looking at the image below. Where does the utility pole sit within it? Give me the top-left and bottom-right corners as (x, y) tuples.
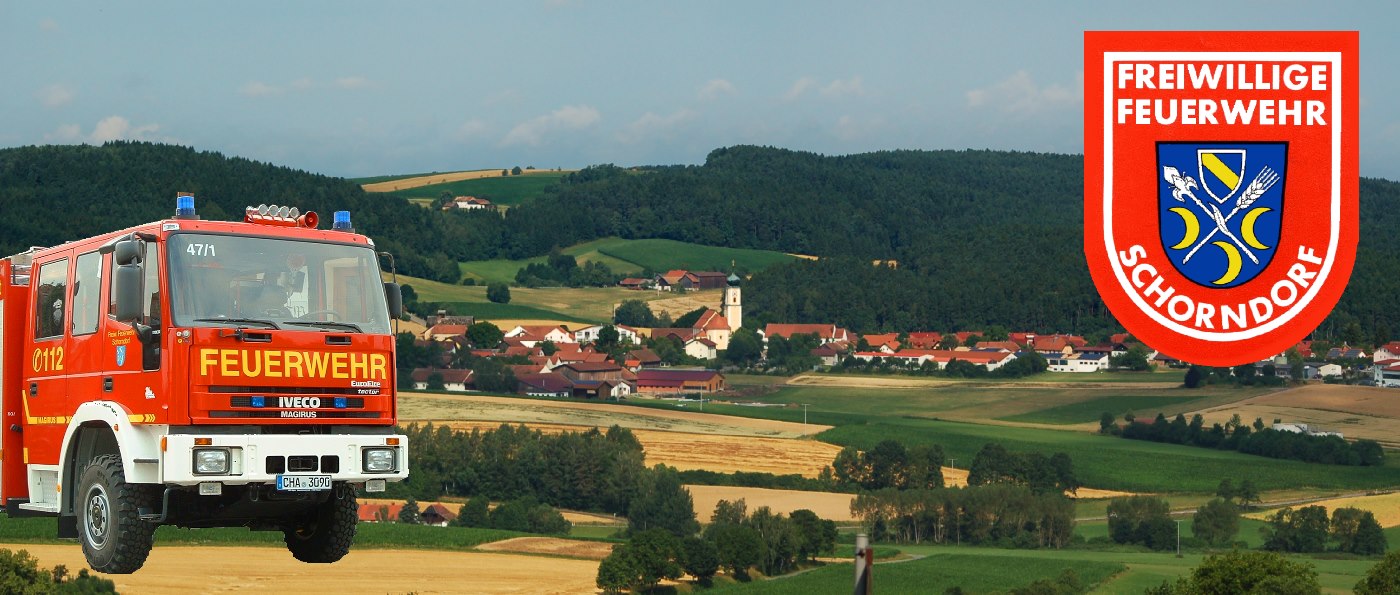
(948, 458), (957, 469)
(1175, 519), (1183, 558)
(802, 403), (809, 425)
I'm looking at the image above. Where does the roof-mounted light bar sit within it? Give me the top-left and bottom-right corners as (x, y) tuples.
(244, 203), (319, 228)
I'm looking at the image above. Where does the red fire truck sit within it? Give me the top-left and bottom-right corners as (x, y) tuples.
(0, 194), (409, 573)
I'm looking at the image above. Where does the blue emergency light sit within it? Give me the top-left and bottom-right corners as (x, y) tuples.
(175, 193), (198, 219)
(250, 396), (265, 408)
(332, 210), (353, 231)
(334, 397), (347, 409)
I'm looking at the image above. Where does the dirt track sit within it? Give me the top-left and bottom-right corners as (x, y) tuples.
(476, 537), (616, 560)
(2, 543), (599, 594)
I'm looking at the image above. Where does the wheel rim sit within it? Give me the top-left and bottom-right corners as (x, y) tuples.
(84, 483), (111, 549)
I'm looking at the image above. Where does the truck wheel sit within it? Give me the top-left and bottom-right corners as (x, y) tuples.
(78, 454), (157, 574)
(283, 483), (357, 563)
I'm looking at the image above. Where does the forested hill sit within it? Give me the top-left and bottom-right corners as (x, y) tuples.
(0, 142), (469, 280)
(3, 142), (1398, 341)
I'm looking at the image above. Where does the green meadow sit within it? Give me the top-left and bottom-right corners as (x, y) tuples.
(456, 236), (799, 285)
(385, 171), (569, 206)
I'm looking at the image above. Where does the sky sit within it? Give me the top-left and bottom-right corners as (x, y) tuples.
(3, 1), (1399, 179)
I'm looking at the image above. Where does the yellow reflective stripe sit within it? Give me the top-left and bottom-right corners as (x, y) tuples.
(1202, 153), (1240, 190)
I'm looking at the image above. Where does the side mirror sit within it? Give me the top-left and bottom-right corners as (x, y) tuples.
(113, 240), (143, 266)
(383, 282), (403, 319)
(113, 264), (144, 322)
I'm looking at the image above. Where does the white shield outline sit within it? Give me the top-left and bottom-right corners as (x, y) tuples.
(1197, 148), (1247, 204)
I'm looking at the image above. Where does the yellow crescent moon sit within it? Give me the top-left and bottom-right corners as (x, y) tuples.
(1212, 241), (1242, 285)
(1168, 207), (1199, 250)
(1241, 207), (1272, 250)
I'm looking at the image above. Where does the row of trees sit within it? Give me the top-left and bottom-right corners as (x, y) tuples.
(967, 443), (1079, 495)
(1152, 549), (1400, 594)
(596, 499), (837, 592)
(1111, 412), (1384, 466)
(1262, 505), (1388, 555)
(851, 485), (1075, 548)
(831, 440), (945, 491)
(451, 496), (572, 535)
(821, 349), (1050, 379)
(514, 248), (621, 288)
(389, 423), (647, 514)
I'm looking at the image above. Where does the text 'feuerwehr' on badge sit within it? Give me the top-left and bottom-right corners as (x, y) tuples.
(1084, 32), (1358, 367)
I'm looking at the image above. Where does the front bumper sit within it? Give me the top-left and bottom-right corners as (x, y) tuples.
(162, 433), (408, 486)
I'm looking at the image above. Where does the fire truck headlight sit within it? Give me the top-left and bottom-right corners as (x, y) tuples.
(193, 448), (230, 475)
(362, 448), (397, 473)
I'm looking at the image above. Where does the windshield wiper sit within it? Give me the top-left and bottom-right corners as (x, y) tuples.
(193, 317), (281, 330)
(284, 320), (363, 333)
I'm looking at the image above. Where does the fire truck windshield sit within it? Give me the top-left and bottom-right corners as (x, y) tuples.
(167, 234), (392, 335)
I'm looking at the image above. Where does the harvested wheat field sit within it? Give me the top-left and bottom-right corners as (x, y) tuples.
(2, 543), (599, 594)
(432, 421), (842, 477)
(1247, 491), (1400, 527)
(361, 169), (503, 192)
(688, 485), (857, 521)
(401, 393), (826, 438)
(1188, 384), (1400, 447)
(362, 496), (621, 526)
(477, 537), (617, 560)
(643, 290), (725, 320)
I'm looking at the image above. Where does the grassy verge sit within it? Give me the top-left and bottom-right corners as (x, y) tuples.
(385, 171), (567, 206)
(1000, 394), (1212, 425)
(709, 552), (1122, 594)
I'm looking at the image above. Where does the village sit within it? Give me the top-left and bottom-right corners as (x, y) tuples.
(404, 267), (1400, 399)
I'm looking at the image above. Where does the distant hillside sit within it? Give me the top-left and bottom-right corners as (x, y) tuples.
(458, 237), (798, 285)
(0, 142), (466, 282)
(387, 171), (569, 207)
(6, 143), (1397, 341)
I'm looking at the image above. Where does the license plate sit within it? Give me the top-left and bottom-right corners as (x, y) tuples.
(276, 475), (332, 491)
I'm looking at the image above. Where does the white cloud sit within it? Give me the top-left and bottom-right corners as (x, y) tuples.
(45, 116), (171, 144)
(290, 77), (315, 91)
(37, 84), (73, 108)
(616, 109), (697, 144)
(457, 119), (489, 140)
(784, 77), (818, 101)
(966, 70), (1077, 115)
(821, 76), (866, 98)
(698, 79), (736, 101)
(239, 81), (282, 97)
(501, 105), (600, 147)
(39, 18), (58, 32)
(334, 76), (370, 89)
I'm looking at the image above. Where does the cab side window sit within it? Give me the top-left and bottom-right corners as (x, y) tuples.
(72, 251), (101, 335)
(34, 259), (68, 339)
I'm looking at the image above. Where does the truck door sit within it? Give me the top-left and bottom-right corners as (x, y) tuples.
(65, 251), (105, 407)
(102, 241), (163, 422)
(24, 255), (71, 464)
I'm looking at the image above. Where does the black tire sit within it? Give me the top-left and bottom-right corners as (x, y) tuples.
(77, 454), (158, 574)
(283, 483), (358, 563)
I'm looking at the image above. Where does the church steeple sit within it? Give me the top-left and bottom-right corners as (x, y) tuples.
(721, 269), (742, 331)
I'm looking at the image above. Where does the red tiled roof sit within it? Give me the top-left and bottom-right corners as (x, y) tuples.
(652, 328), (700, 341)
(629, 349), (661, 363)
(897, 349), (1013, 364)
(636, 369), (723, 382)
(694, 309), (730, 331)
(358, 503), (401, 522)
(974, 340), (1021, 352)
(409, 368), (474, 384)
(516, 373), (573, 392)
(559, 362), (623, 372)
(763, 323), (848, 341)
(690, 338), (717, 348)
(425, 324), (468, 337)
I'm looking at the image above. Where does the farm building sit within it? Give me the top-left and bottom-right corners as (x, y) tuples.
(1046, 352), (1109, 373)
(635, 369), (726, 394)
(410, 368), (474, 391)
(761, 323), (851, 345)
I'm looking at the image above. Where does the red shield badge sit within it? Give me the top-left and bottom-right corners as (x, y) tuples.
(1085, 32), (1358, 366)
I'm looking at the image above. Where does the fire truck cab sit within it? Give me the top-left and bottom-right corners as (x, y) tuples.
(0, 195), (408, 573)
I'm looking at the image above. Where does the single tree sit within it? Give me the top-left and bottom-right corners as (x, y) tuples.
(1191, 497), (1240, 547)
(596, 546), (639, 594)
(486, 283), (511, 304)
(1355, 551), (1400, 594)
(1099, 411), (1116, 434)
(680, 536), (720, 584)
(457, 496), (489, 528)
(628, 529), (682, 590)
(466, 321), (504, 349)
(399, 497), (421, 524)
(1176, 550), (1320, 594)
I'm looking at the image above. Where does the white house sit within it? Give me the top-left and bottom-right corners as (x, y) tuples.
(410, 368), (473, 392)
(684, 338), (719, 360)
(504, 324), (575, 348)
(1046, 352), (1110, 373)
(574, 324), (639, 345)
(1373, 361), (1400, 387)
(450, 196), (493, 210)
(1272, 422), (1343, 439)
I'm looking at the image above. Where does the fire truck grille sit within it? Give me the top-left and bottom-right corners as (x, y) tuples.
(229, 397), (365, 408)
(265, 456), (340, 474)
